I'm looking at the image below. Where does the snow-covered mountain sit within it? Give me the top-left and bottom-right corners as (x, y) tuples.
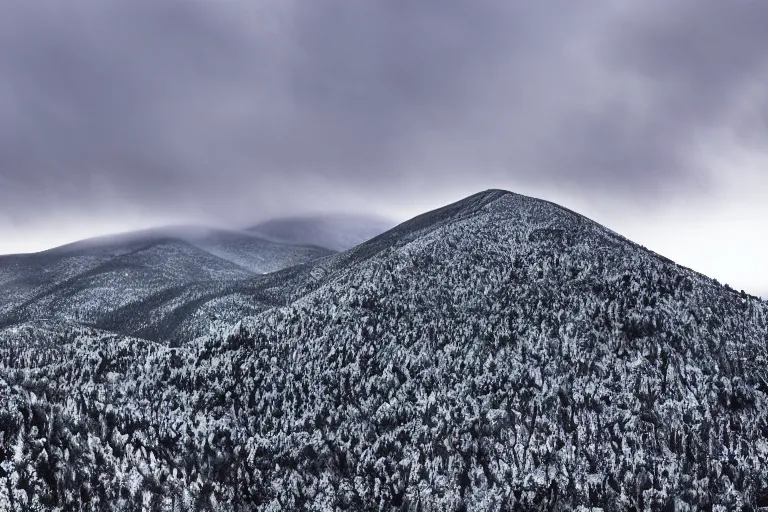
(0, 226), (332, 338)
(247, 213), (394, 251)
(41, 225), (336, 274)
(1, 190), (767, 510)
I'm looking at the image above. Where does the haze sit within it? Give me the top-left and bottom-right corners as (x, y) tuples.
(0, 0), (766, 296)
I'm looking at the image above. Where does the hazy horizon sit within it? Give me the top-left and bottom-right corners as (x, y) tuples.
(1, 0), (766, 297)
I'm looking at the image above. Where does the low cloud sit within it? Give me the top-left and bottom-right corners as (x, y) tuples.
(0, 0), (766, 226)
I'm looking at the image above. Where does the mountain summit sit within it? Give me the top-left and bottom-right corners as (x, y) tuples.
(1, 190), (766, 510)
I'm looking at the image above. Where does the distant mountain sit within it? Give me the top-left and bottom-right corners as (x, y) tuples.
(43, 225), (336, 274)
(0, 226), (332, 338)
(247, 213), (394, 251)
(1, 190), (767, 510)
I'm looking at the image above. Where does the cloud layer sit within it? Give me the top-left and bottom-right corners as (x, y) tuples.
(2, 1), (766, 218)
(1, 0), (767, 296)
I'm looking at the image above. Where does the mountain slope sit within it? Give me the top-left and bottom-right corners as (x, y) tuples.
(0, 226), (332, 336)
(41, 225), (334, 274)
(188, 229), (333, 274)
(1, 190), (767, 510)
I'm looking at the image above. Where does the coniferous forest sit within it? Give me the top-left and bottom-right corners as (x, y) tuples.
(1, 191), (767, 510)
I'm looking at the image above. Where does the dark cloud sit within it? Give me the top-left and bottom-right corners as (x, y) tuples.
(0, 0), (766, 226)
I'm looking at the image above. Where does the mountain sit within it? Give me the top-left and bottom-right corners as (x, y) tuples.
(0, 226), (332, 339)
(247, 213), (394, 251)
(1, 190), (767, 510)
(38, 225), (335, 274)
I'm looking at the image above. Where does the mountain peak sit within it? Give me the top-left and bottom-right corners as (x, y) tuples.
(475, 187), (514, 198)
(2, 189), (767, 510)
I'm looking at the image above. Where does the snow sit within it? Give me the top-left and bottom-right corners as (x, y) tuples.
(0, 190), (766, 510)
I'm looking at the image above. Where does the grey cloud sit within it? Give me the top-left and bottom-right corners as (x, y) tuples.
(594, 0), (768, 183)
(0, 0), (766, 227)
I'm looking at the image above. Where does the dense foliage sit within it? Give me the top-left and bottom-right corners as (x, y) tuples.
(1, 190), (767, 510)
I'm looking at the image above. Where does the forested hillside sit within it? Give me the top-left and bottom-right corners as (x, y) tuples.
(0, 228), (332, 342)
(1, 190), (767, 510)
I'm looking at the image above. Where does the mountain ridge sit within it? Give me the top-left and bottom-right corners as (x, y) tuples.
(0, 225), (335, 337)
(0, 189), (766, 510)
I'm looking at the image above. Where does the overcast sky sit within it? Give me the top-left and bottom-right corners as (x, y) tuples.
(0, 0), (766, 296)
